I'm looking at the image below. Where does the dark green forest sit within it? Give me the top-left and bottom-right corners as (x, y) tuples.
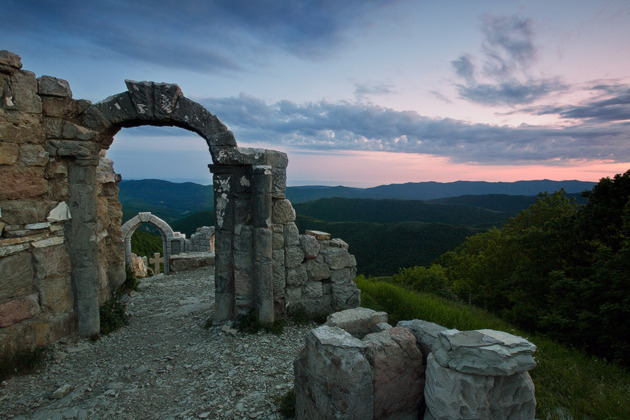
(390, 170), (630, 365)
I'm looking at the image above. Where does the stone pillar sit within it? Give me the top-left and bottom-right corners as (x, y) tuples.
(209, 164), (236, 323)
(66, 157), (100, 336)
(252, 165), (274, 323)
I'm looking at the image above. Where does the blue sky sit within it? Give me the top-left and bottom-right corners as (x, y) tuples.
(5, 0), (630, 186)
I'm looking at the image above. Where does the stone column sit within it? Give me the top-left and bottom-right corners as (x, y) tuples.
(252, 165), (274, 323)
(209, 164), (236, 324)
(66, 157), (101, 336)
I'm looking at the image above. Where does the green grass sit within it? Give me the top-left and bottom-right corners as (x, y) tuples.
(355, 276), (630, 420)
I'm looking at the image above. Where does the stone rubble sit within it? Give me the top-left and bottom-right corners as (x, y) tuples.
(0, 266), (313, 419)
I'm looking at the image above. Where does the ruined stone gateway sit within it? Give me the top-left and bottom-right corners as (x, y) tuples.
(0, 50), (360, 350)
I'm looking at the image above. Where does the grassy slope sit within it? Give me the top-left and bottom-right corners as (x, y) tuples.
(356, 277), (630, 420)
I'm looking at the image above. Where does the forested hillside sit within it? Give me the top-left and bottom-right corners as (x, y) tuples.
(390, 170), (630, 365)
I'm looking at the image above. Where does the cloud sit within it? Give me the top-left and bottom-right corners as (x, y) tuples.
(200, 94), (630, 165)
(4, 0), (403, 72)
(537, 84), (630, 123)
(452, 14), (565, 106)
(457, 78), (565, 106)
(354, 82), (396, 100)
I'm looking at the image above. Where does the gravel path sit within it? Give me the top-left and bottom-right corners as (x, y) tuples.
(1, 266), (313, 419)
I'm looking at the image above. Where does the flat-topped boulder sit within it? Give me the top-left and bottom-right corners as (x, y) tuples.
(169, 252), (215, 273)
(431, 328), (537, 376)
(397, 319), (452, 359)
(326, 307), (389, 338)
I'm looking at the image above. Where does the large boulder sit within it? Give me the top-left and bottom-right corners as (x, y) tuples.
(364, 327), (425, 419)
(424, 353), (536, 420)
(431, 329), (537, 376)
(294, 326), (373, 420)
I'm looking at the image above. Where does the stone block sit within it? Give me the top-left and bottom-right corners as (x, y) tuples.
(44, 158), (68, 178)
(424, 353), (536, 420)
(37, 76), (72, 97)
(304, 282), (323, 299)
(152, 82), (183, 120)
(0, 294), (41, 328)
(41, 96), (76, 118)
(364, 327), (425, 419)
(326, 307), (388, 339)
(38, 275), (73, 313)
(299, 234), (320, 259)
(0, 110), (45, 144)
(0, 199), (54, 225)
(286, 286), (302, 302)
(305, 256), (330, 281)
(32, 243), (71, 280)
(0, 142), (18, 165)
(18, 143), (48, 166)
(0, 166), (48, 199)
(48, 139), (99, 158)
(398, 319), (450, 360)
(9, 70), (42, 113)
(283, 222), (300, 246)
(305, 230), (331, 240)
(331, 277), (361, 310)
(272, 231), (284, 250)
(294, 326), (373, 420)
(285, 245), (305, 268)
(432, 329), (537, 376)
(329, 238), (350, 249)
(0, 252), (36, 301)
(46, 201), (71, 222)
(272, 198), (296, 224)
(322, 247), (356, 270)
(0, 50), (22, 72)
(286, 265), (307, 287)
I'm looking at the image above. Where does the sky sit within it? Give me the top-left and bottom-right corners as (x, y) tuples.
(4, 0), (630, 187)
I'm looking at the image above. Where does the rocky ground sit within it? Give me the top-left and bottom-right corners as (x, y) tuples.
(0, 266), (314, 419)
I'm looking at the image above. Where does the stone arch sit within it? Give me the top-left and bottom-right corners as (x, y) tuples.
(121, 212), (180, 275)
(57, 79), (289, 336)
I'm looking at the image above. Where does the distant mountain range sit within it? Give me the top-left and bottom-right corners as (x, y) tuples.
(285, 179), (596, 203)
(118, 178), (596, 275)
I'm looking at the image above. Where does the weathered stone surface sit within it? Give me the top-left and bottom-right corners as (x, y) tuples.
(305, 256), (330, 281)
(0, 167), (48, 199)
(130, 253), (148, 278)
(330, 238), (349, 250)
(0, 50), (22, 72)
(286, 265), (307, 287)
(305, 230), (331, 240)
(424, 353), (536, 420)
(283, 222), (300, 246)
(0, 252), (36, 301)
(46, 201), (71, 222)
(32, 243), (71, 280)
(0, 200), (54, 225)
(19, 143), (48, 166)
(0, 142), (19, 164)
(322, 247), (356, 270)
(364, 327), (425, 419)
(0, 294), (41, 328)
(48, 139), (99, 158)
(326, 307), (388, 339)
(41, 96), (77, 117)
(38, 275), (73, 313)
(37, 76), (72, 98)
(0, 111), (45, 144)
(398, 319), (450, 359)
(432, 329), (537, 376)
(61, 121), (96, 141)
(9, 70), (42, 113)
(299, 234), (319, 259)
(169, 252), (215, 273)
(285, 245), (305, 268)
(331, 271), (361, 309)
(272, 199), (296, 224)
(294, 326), (373, 420)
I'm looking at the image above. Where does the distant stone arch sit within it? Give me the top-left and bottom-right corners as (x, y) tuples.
(121, 212), (185, 275)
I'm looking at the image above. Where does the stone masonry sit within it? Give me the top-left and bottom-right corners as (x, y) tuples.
(0, 50), (360, 352)
(295, 308), (537, 419)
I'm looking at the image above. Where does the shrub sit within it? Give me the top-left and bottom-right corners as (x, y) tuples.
(0, 346), (48, 381)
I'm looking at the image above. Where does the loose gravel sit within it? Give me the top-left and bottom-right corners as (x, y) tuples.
(0, 266), (314, 419)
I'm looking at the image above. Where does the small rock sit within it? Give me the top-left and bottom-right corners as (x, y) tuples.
(50, 384), (72, 399)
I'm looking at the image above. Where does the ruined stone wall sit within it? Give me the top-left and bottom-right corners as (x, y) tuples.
(0, 51), (124, 351)
(1, 49), (360, 350)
